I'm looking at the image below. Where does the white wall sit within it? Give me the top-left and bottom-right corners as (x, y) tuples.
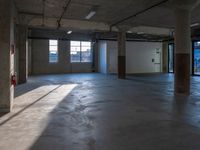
(126, 41), (162, 74)
(105, 41), (163, 74)
(98, 41), (107, 74)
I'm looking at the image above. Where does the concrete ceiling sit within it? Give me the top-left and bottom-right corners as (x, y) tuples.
(15, 0), (200, 38)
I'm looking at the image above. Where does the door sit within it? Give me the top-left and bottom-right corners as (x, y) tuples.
(193, 41), (200, 75)
(154, 48), (161, 72)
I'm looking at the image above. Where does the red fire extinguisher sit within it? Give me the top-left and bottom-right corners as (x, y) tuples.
(11, 73), (17, 87)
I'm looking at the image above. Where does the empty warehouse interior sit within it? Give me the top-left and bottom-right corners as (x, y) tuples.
(2, 0), (200, 149)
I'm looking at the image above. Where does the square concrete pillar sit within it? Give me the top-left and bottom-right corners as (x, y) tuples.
(0, 0), (15, 112)
(174, 9), (191, 95)
(118, 31), (126, 79)
(18, 25), (28, 84)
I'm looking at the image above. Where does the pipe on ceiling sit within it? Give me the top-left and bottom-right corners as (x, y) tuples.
(110, 0), (169, 29)
(57, 0), (72, 29)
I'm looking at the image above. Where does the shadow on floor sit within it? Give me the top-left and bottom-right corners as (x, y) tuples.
(0, 85), (62, 126)
(14, 83), (42, 98)
(3, 73), (200, 150)
(28, 87), (200, 150)
(0, 112), (8, 118)
(29, 89), (94, 150)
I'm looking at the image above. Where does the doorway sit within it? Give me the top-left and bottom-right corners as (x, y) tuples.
(154, 48), (161, 72)
(193, 41), (200, 75)
(168, 43), (174, 73)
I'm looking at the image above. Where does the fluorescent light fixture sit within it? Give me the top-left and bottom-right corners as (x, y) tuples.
(67, 31), (72, 34)
(137, 32), (145, 35)
(191, 23), (200, 27)
(85, 11), (96, 20)
(127, 31), (133, 33)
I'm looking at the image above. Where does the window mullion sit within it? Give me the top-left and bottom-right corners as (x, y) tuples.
(80, 41), (82, 62)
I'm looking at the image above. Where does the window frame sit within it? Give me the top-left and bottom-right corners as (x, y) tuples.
(49, 39), (58, 63)
(70, 40), (92, 63)
(192, 40), (200, 76)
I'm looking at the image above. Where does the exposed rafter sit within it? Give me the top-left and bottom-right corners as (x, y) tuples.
(18, 11), (43, 16)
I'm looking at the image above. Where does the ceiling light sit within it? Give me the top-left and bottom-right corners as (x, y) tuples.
(67, 31), (72, 34)
(127, 31), (133, 33)
(85, 11), (96, 20)
(191, 23), (200, 27)
(137, 32), (145, 35)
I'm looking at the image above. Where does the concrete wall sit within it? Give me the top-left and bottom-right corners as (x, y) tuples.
(31, 39), (92, 75)
(102, 40), (163, 74)
(17, 26), (28, 83)
(98, 41), (108, 74)
(15, 26), (19, 83)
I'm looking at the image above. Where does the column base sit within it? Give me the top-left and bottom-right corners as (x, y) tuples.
(118, 56), (126, 79)
(174, 53), (190, 95)
(18, 79), (27, 84)
(0, 107), (11, 113)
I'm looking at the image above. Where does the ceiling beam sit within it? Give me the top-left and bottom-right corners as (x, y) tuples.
(18, 11), (43, 16)
(29, 17), (115, 32)
(129, 26), (172, 36)
(28, 16), (171, 36)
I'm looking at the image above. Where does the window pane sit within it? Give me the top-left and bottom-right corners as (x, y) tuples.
(81, 52), (92, 62)
(81, 41), (91, 47)
(81, 46), (92, 62)
(49, 45), (57, 51)
(71, 52), (80, 62)
(49, 52), (58, 62)
(50, 40), (58, 45)
(71, 41), (80, 47)
(194, 41), (200, 75)
(81, 46), (91, 52)
(71, 46), (80, 52)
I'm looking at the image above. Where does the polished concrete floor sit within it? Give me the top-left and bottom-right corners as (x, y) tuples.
(1, 73), (200, 150)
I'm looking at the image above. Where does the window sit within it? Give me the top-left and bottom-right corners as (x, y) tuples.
(49, 40), (58, 63)
(70, 41), (92, 63)
(168, 43), (174, 73)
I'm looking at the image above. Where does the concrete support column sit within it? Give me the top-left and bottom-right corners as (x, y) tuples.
(118, 31), (126, 79)
(0, 0), (14, 112)
(18, 25), (28, 84)
(171, 0), (200, 95)
(174, 9), (191, 95)
(162, 42), (169, 73)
